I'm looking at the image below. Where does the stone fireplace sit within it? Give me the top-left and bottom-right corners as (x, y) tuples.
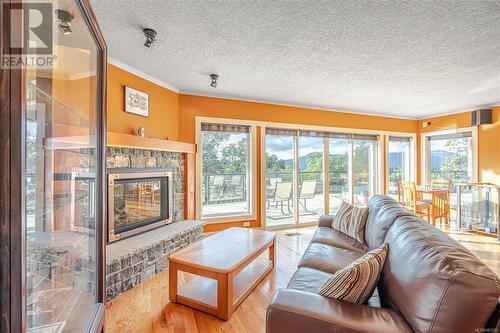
(105, 146), (203, 301)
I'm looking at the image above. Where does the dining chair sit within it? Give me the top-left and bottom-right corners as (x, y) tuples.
(431, 179), (452, 191)
(431, 179), (451, 224)
(398, 181), (432, 222)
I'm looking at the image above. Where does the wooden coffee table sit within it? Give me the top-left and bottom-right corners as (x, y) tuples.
(168, 227), (276, 320)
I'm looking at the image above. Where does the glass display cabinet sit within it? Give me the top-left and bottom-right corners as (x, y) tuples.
(1, 0), (107, 332)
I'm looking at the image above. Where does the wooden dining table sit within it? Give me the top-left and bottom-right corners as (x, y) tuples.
(416, 186), (450, 225)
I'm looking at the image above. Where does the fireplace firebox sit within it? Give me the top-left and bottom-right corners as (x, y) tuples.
(107, 169), (173, 242)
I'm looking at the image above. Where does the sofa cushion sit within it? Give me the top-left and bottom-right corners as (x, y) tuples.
(319, 243), (388, 303)
(299, 243), (364, 273)
(365, 196), (413, 249)
(312, 227), (368, 252)
(332, 201), (369, 242)
(380, 215), (500, 333)
(287, 267), (331, 293)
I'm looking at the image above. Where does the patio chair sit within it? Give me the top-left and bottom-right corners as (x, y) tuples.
(398, 181), (432, 222)
(299, 180), (317, 213)
(230, 175), (243, 196)
(266, 182), (293, 218)
(266, 177), (282, 201)
(212, 175), (225, 199)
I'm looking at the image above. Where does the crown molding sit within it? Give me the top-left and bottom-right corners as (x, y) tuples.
(107, 57), (179, 93)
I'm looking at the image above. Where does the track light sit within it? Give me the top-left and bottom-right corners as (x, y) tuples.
(55, 9), (73, 35)
(210, 74), (218, 88)
(143, 28), (157, 48)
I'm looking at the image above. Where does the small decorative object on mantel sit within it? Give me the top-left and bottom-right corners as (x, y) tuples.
(125, 86), (149, 117)
(136, 127), (145, 137)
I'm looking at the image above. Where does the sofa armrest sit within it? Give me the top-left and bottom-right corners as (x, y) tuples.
(318, 215), (334, 227)
(266, 289), (413, 333)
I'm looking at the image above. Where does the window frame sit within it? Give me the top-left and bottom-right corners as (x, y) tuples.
(195, 117), (258, 223)
(420, 127), (478, 185)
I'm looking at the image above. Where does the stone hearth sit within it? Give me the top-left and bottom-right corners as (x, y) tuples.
(106, 220), (204, 301)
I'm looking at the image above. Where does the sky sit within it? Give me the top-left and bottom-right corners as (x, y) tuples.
(266, 135), (350, 160)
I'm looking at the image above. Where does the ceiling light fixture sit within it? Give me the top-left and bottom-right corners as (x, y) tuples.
(210, 74), (219, 88)
(55, 9), (73, 35)
(143, 28), (157, 48)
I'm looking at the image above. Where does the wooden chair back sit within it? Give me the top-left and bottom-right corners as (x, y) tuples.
(431, 179), (452, 191)
(398, 181), (418, 210)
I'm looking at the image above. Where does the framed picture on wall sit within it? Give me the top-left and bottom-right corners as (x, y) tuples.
(124, 86), (149, 117)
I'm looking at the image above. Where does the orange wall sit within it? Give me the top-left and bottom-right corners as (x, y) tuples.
(178, 95), (416, 144)
(417, 107), (500, 185)
(107, 64), (179, 140)
(178, 94), (417, 230)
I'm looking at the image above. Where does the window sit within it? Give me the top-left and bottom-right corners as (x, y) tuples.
(387, 136), (413, 197)
(199, 122), (255, 219)
(422, 129), (476, 204)
(427, 131), (474, 184)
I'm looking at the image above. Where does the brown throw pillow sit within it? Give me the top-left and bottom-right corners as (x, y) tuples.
(319, 243), (389, 303)
(332, 201), (368, 242)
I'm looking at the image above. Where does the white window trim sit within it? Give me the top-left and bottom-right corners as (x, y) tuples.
(195, 117), (257, 224)
(420, 126), (478, 185)
(384, 132), (417, 194)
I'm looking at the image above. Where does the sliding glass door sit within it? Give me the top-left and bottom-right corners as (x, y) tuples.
(387, 136), (413, 198)
(353, 136), (378, 205)
(328, 136), (351, 214)
(298, 133), (325, 224)
(265, 130), (296, 227)
(265, 128), (380, 228)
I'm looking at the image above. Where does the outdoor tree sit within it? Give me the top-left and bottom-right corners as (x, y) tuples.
(441, 138), (469, 182)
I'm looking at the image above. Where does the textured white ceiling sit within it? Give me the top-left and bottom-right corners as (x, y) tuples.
(90, 0), (500, 118)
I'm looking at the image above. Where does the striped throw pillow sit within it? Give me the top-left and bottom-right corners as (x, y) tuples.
(319, 243), (389, 303)
(332, 201), (368, 242)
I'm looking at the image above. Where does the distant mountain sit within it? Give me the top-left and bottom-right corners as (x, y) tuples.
(388, 150), (453, 170)
(283, 155), (310, 169)
(430, 150), (453, 170)
(280, 150), (455, 171)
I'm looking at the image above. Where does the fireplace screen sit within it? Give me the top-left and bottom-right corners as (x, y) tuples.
(108, 170), (173, 242)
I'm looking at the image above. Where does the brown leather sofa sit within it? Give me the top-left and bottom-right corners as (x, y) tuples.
(266, 195), (500, 333)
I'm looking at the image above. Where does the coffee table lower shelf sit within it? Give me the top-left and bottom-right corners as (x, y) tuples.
(171, 258), (274, 320)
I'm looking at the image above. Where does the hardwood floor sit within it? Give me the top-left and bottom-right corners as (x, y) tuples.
(105, 225), (500, 333)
